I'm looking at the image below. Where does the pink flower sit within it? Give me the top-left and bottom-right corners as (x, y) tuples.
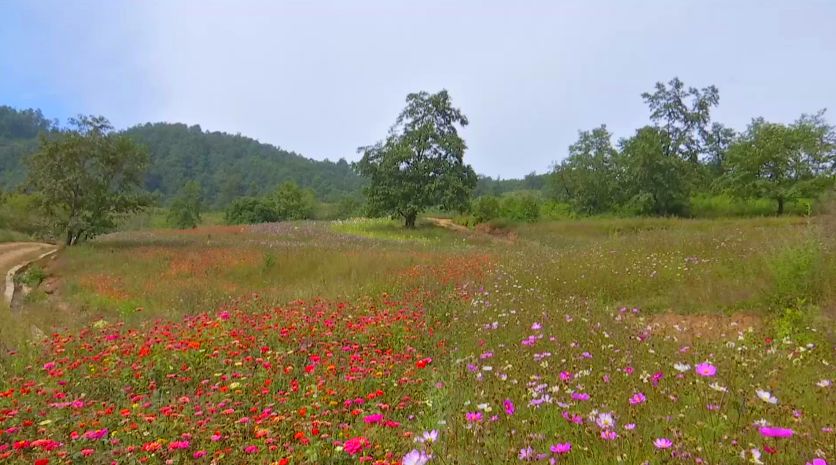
(806, 459), (828, 465)
(218, 311), (230, 320)
(629, 392), (646, 405)
(466, 411), (483, 423)
(559, 371), (572, 381)
(363, 413), (384, 424)
(653, 438), (672, 449)
(503, 399), (515, 416)
(243, 445), (258, 454)
(210, 433), (222, 441)
(695, 362), (717, 377)
(82, 429), (108, 440)
(343, 437), (368, 456)
(193, 450), (207, 459)
(402, 449), (431, 465)
(571, 392), (590, 401)
(600, 430), (618, 440)
(168, 440), (190, 450)
(759, 426), (793, 438)
(80, 449), (94, 457)
(550, 442), (571, 454)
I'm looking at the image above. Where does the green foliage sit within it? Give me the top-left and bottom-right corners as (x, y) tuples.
(356, 90), (477, 228)
(471, 196), (500, 223)
(475, 172), (547, 196)
(723, 112), (836, 214)
(16, 265), (46, 288)
(766, 238), (824, 309)
(0, 106), (54, 187)
(641, 77), (720, 163)
(618, 126), (691, 215)
(223, 197), (278, 225)
(772, 301), (819, 344)
(500, 192), (541, 222)
(552, 125), (619, 213)
(25, 115), (151, 245)
(334, 196), (363, 220)
(166, 181), (203, 229)
(689, 194), (810, 218)
(271, 181), (315, 220)
(0, 192), (42, 234)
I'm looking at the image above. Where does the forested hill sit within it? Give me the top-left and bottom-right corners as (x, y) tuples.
(123, 123), (363, 206)
(0, 106), (365, 207)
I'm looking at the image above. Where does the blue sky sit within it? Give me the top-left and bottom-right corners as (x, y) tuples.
(2, 0), (835, 177)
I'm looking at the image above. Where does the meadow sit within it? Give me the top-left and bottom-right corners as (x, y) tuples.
(0, 214), (833, 464)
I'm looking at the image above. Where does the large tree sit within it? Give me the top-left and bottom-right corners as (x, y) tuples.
(26, 115), (151, 245)
(642, 77), (720, 164)
(618, 126), (691, 215)
(356, 90), (477, 228)
(723, 112), (835, 215)
(553, 125), (619, 214)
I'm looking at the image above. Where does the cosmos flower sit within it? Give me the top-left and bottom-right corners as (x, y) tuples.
(466, 411), (483, 423)
(755, 389), (778, 404)
(416, 430), (438, 443)
(629, 392), (646, 405)
(695, 363), (717, 377)
(596, 412), (615, 429)
(806, 459), (828, 465)
(759, 426), (793, 438)
(673, 363), (691, 372)
(550, 443), (571, 454)
(403, 449), (431, 465)
(504, 399), (515, 416)
(816, 379), (831, 388)
(653, 438), (672, 449)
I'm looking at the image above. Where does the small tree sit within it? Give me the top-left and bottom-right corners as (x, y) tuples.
(26, 115), (150, 245)
(723, 112), (835, 215)
(471, 196), (500, 223)
(272, 181), (315, 220)
(167, 181), (203, 229)
(356, 90), (477, 228)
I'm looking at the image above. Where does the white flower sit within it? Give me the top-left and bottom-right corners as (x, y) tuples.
(709, 382), (728, 392)
(595, 412), (615, 429)
(402, 449), (431, 465)
(477, 403), (492, 412)
(752, 418), (769, 427)
(816, 379), (831, 388)
(417, 430), (438, 443)
(755, 389), (778, 404)
(673, 362), (691, 372)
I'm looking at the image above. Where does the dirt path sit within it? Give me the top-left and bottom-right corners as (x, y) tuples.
(1, 242), (57, 304)
(426, 217), (471, 233)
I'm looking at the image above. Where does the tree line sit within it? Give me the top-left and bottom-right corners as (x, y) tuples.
(547, 78), (835, 216)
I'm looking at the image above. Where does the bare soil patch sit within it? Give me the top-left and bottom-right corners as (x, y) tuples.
(646, 312), (762, 343)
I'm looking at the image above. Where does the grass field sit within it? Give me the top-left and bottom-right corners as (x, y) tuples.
(0, 214), (833, 464)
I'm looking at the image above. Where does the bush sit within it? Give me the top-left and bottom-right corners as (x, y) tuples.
(471, 196), (500, 223)
(166, 181), (202, 229)
(501, 193), (540, 222)
(272, 181), (315, 220)
(0, 193), (43, 234)
(224, 197), (278, 225)
(540, 200), (575, 220)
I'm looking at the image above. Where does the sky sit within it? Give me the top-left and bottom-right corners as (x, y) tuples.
(1, 1), (835, 178)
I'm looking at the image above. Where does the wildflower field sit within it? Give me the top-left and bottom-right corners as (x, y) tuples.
(1, 216), (834, 464)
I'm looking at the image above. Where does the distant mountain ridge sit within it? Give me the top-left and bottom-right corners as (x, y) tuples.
(0, 105), (365, 207)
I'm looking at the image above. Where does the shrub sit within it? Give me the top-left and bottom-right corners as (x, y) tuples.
(767, 239), (824, 310)
(272, 181), (315, 220)
(224, 197), (278, 225)
(471, 196), (500, 223)
(501, 193), (540, 222)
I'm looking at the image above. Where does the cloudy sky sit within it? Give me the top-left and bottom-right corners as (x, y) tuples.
(2, 1), (835, 177)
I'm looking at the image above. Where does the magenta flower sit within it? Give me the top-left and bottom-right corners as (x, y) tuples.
(571, 392), (590, 401)
(168, 440), (190, 450)
(363, 413), (384, 424)
(653, 438), (672, 449)
(343, 437), (368, 456)
(600, 430), (618, 440)
(243, 445), (258, 454)
(559, 371), (572, 381)
(759, 426), (793, 438)
(504, 399), (515, 416)
(549, 442), (571, 454)
(193, 450), (207, 459)
(806, 459), (828, 465)
(466, 411), (483, 423)
(695, 362), (717, 377)
(629, 392), (646, 405)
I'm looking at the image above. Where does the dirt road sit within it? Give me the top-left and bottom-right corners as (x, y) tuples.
(1, 242), (57, 304)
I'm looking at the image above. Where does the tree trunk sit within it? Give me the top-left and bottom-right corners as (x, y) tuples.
(777, 197), (784, 216)
(404, 211), (417, 229)
(65, 230), (74, 246)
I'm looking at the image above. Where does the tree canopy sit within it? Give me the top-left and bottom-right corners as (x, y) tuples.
(356, 90), (477, 227)
(26, 115), (151, 244)
(167, 180), (203, 229)
(723, 112), (835, 214)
